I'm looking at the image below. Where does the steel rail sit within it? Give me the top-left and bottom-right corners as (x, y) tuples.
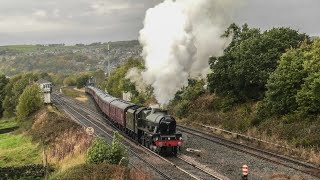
(177, 125), (320, 178)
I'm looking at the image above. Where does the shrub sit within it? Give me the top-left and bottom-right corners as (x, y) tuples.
(296, 39), (320, 115)
(87, 138), (111, 164)
(17, 84), (43, 119)
(87, 132), (128, 166)
(263, 46), (307, 115)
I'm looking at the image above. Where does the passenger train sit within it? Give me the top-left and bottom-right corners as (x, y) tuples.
(85, 86), (183, 155)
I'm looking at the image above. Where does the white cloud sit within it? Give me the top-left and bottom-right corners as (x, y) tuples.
(53, 9), (60, 17)
(0, 16), (68, 33)
(32, 10), (47, 18)
(0, 0), (318, 45)
(90, 0), (144, 15)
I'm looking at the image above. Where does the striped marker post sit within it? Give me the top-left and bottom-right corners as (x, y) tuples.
(242, 165), (248, 180)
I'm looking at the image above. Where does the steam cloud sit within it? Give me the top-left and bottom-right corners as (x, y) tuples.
(136, 0), (241, 105)
(125, 67), (146, 93)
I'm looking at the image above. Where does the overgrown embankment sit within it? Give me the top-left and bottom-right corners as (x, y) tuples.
(0, 106), (92, 179)
(1, 104), (154, 179)
(171, 93), (320, 165)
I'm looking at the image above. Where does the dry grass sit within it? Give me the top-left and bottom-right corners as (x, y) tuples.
(73, 87), (85, 93)
(270, 174), (303, 180)
(28, 106), (93, 172)
(53, 153), (86, 173)
(75, 96), (88, 102)
(48, 129), (93, 162)
(129, 167), (154, 180)
(51, 163), (154, 180)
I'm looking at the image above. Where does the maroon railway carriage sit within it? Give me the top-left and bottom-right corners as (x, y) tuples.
(100, 95), (117, 120)
(109, 100), (135, 128)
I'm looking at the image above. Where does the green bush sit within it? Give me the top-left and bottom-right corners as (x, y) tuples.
(296, 39), (320, 115)
(87, 132), (128, 166)
(263, 46), (307, 115)
(87, 138), (111, 164)
(16, 84), (43, 119)
(175, 100), (190, 118)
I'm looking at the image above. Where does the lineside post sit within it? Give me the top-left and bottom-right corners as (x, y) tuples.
(242, 164), (248, 180)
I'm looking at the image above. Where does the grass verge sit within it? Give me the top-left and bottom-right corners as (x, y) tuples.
(0, 118), (41, 167)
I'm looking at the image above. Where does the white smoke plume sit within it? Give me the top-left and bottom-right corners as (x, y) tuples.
(125, 67), (146, 93)
(138, 0), (242, 105)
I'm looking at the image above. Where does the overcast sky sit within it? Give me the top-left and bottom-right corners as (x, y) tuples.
(0, 0), (319, 45)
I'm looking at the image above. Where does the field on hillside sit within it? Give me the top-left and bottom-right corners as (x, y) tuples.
(0, 119), (41, 167)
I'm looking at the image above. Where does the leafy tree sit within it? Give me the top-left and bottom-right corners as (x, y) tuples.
(76, 74), (90, 89)
(17, 84), (43, 119)
(208, 24), (309, 102)
(263, 44), (309, 115)
(296, 39), (320, 115)
(3, 75), (23, 117)
(170, 80), (205, 118)
(63, 75), (77, 86)
(3, 73), (39, 117)
(102, 58), (146, 103)
(87, 132), (128, 166)
(92, 69), (106, 86)
(0, 74), (9, 117)
(63, 72), (93, 88)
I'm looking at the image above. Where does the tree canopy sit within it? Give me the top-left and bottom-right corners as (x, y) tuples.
(0, 74), (9, 117)
(208, 23), (309, 103)
(17, 83), (43, 119)
(261, 39), (320, 118)
(263, 46), (308, 115)
(296, 39), (320, 115)
(102, 58), (146, 104)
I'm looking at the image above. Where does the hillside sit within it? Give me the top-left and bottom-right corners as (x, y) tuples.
(0, 106), (152, 179)
(0, 40), (142, 76)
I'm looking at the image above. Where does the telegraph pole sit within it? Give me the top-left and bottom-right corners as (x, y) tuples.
(107, 43), (111, 77)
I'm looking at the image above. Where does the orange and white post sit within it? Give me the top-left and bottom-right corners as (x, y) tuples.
(242, 164), (248, 180)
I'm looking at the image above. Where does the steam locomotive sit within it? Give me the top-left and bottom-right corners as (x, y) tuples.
(85, 86), (183, 155)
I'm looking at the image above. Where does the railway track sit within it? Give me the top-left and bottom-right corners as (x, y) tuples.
(177, 125), (320, 178)
(52, 93), (224, 180)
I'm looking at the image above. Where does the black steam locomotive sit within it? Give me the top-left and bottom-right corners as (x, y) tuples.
(85, 86), (183, 155)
